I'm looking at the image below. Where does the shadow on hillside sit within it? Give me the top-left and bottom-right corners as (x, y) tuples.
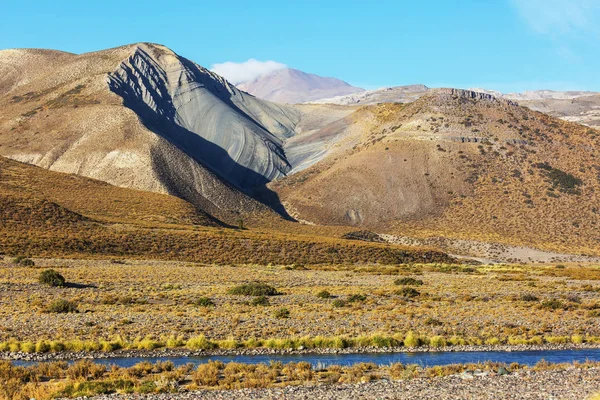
(107, 64), (295, 222)
(65, 282), (97, 289)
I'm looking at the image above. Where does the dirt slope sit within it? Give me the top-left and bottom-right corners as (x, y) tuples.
(272, 89), (600, 254)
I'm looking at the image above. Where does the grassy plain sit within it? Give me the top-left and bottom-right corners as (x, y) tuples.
(1, 258), (599, 350)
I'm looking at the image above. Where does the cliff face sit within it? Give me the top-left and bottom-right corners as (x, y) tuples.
(107, 44), (299, 190)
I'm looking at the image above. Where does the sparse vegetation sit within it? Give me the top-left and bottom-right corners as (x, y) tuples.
(273, 308), (290, 319)
(250, 295), (269, 306)
(45, 299), (78, 313)
(193, 297), (215, 307)
(38, 269), (66, 287)
(1, 356), (596, 399)
(228, 282), (279, 296)
(395, 287), (420, 298)
(394, 277), (423, 286)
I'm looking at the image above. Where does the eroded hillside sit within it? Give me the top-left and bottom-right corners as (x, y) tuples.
(273, 89), (600, 254)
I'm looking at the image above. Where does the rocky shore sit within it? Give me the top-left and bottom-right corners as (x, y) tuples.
(5, 343), (600, 362)
(82, 367), (600, 400)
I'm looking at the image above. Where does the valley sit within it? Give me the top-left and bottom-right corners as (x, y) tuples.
(0, 42), (599, 399)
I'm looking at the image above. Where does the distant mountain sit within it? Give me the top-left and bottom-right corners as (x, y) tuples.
(310, 84), (430, 105)
(471, 89), (599, 101)
(237, 68), (364, 104)
(470, 89), (600, 128)
(313, 84), (600, 129)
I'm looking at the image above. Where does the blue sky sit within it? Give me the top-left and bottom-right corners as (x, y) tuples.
(2, 0), (599, 92)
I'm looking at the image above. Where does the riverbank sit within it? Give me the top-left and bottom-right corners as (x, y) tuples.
(4, 343), (600, 362)
(85, 366), (600, 400)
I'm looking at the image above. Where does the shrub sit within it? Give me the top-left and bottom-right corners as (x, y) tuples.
(520, 293), (538, 302)
(347, 294), (366, 303)
(424, 317), (443, 326)
(394, 277), (424, 286)
(403, 331), (421, 348)
(192, 361), (221, 386)
(12, 256), (34, 266)
(429, 336), (447, 348)
(39, 269), (66, 287)
(571, 335), (584, 344)
(194, 297), (215, 307)
(45, 299), (78, 313)
(540, 299), (565, 310)
(485, 337), (501, 345)
(274, 308), (290, 319)
(228, 282), (279, 296)
(186, 335), (215, 350)
(332, 299), (346, 308)
(316, 290), (332, 299)
(250, 295), (269, 306)
(395, 287), (420, 298)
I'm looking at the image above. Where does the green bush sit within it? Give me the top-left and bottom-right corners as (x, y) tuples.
(540, 299), (565, 310)
(46, 299), (78, 313)
(13, 256), (35, 266)
(394, 277), (424, 286)
(228, 282), (279, 296)
(395, 287), (420, 298)
(347, 294), (366, 303)
(194, 297), (215, 307)
(520, 293), (539, 302)
(250, 295), (269, 306)
(424, 317), (443, 326)
(404, 331), (421, 348)
(273, 308), (290, 319)
(332, 299), (346, 308)
(316, 290), (332, 299)
(39, 269), (66, 287)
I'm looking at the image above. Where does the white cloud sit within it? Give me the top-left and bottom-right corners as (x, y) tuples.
(210, 59), (287, 84)
(509, 0), (599, 35)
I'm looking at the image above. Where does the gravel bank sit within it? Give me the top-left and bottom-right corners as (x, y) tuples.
(83, 367), (600, 400)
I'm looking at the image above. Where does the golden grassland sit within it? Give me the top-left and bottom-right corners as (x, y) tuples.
(1, 258), (599, 349)
(0, 155), (453, 265)
(2, 356), (600, 399)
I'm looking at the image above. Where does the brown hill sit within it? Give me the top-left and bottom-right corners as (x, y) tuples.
(272, 89), (600, 254)
(0, 156), (453, 265)
(0, 156), (215, 227)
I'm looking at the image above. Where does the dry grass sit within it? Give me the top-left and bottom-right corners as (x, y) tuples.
(1, 358), (599, 399)
(0, 258), (599, 346)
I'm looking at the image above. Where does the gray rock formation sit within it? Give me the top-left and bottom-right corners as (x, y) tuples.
(107, 44), (300, 190)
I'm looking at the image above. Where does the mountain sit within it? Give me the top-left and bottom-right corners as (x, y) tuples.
(271, 88), (600, 254)
(310, 84), (430, 105)
(2, 43), (599, 257)
(236, 68), (364, 104)
(314, 85), (600, 129)
(0, 43), (301, 224)
(469, 89), (600, 129)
